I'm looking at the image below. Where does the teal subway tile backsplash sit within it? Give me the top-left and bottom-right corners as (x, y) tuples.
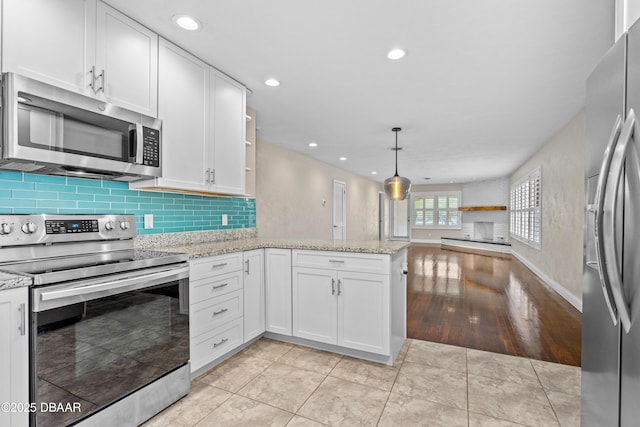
(0, 171), (256, 234)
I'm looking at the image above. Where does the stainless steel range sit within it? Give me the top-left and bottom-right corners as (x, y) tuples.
(0, 214), (190, 427)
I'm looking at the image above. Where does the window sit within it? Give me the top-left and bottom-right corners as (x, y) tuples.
(510, 167), (541, 248)
(412, 191), (461, 229)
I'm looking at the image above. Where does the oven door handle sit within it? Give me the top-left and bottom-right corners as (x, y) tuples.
(35, 264), (189, 311)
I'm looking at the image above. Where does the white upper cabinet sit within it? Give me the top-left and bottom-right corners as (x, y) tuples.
(136, 38), (209, 190)
(2, 0), (158, 117)
(94, 2), (158, 116)
(131, 41), (247, 195)
(210, 71), (247, 195)
(2, 0), (94, 93)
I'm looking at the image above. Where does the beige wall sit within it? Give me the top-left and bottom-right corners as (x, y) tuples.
(410, 183), (464, 241)
(256, 139), (382, 240)
(509, 109), (585, 307)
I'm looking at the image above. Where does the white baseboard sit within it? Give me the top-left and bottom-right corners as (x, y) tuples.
(511, 250), (582, 312)
(410, 238), (440, 244)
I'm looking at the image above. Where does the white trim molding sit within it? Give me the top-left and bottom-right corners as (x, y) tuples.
(428, 239), (583, 312)
(511, 250), (582, 312)
(410, 238), (441, 244)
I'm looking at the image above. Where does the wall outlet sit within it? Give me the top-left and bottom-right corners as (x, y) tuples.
(144, 214), (154, 229)
(221, 214), (228, 226)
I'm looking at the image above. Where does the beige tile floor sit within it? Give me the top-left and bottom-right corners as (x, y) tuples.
(144, 338), (580, 427)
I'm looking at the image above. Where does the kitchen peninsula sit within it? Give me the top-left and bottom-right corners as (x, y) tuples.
(137, 234), (409, 376)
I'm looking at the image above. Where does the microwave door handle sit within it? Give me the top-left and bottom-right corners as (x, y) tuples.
(129, 127), (137, 162)
(130, 124), (144, 164)
(601, 109), (636, 333)
(592, 114), (623, 326)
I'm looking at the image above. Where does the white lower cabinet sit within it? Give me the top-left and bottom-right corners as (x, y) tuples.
(0, 287), (29, 427)
(243, 249), (265, 342)
(265, 249), (292, 335)
(338, 271), (389, 355)
(188, 247), (405, 371)
(292, 267), (338, 344)
(189, 253), (244, 372)
(292, 250), (391, 356)
(191, 318), (244, 370)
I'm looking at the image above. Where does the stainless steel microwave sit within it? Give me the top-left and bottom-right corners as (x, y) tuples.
(0, 73), (162, 181)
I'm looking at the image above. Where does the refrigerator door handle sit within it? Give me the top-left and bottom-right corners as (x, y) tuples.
(601, 109), (637, 333)
(592, 114), (623, 325)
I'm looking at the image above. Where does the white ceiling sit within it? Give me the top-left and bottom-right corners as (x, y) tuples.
(106, 0), (614, 184)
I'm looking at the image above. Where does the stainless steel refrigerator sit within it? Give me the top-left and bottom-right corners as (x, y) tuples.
(583, 19), (640, 427)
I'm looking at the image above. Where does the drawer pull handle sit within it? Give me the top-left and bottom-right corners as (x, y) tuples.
(213, 308), (229, 316)
(329, 259), (345, 264)
(213, 338), (229, 348)
(211, 262), (228, 269)
(212, 283), (229, 291)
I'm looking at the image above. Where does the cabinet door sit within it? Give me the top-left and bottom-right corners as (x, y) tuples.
(0, 288), (29, 427)
(265, 249), (292, 335)
(243, 249), (265, 342)
(154, 38), (209, 190)
(211, 71), (246, 195)
(2, 0), (94, 93)
(292, 267), (337, 344)
(95, 1), (158, 116)
(337, 271), (390, 355)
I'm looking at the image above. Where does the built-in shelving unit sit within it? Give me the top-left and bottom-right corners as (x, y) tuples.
(245, 107), (257, 196)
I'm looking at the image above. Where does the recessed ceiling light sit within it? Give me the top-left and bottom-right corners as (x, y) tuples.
(339, 157), (347, 161)
(387, 48), (406, 60)
(265, 78), (280, 87)
(308, 142), (318, 148)
(371, 171), (378, 175)
(173, 15), (201, 31)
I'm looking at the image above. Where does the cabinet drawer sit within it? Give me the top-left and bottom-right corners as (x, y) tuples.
(191, 318), (243, 372)
(191, 290), (243, 338)
(189, 252), (244, 280)
(190, 270), (243, 303)
(292, 250), (389, 274)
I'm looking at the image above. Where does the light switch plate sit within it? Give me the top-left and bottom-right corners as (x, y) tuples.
(144, 214), (154, 229)
(221, 214), (228, 226)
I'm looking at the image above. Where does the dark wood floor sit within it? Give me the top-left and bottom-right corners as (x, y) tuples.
(407, 244), (582, 366)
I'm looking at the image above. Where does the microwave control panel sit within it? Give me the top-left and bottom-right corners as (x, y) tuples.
(142, 127), (160, 167)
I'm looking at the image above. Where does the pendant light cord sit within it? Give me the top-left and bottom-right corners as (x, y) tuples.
(393, 127), (401, 177)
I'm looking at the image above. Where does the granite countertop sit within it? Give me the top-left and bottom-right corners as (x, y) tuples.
(153, 238), (410, 260)
(0, 235), (409, 289)
(0, 270), (32, 291)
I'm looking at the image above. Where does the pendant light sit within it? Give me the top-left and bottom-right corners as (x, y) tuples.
(384, 127), (412, 200)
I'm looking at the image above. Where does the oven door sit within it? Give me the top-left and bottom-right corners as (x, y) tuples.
(31, 263), (189, 427)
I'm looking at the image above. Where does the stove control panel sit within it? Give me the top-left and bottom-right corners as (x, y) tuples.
(45, 219), (99, 234)
(0, 214), (136, 247)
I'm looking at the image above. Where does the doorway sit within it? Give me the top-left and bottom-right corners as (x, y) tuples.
(389, 198), (410, 240)
(332, 180), (346, 240)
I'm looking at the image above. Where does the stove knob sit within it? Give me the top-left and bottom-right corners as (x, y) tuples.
(0, 223), (11, 235)
(21, 222), (37, 234)
(105, 221), (115, 231)
(119, 221), (130, 230)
